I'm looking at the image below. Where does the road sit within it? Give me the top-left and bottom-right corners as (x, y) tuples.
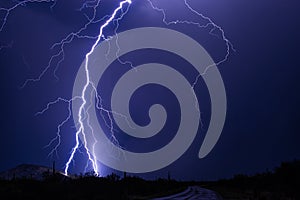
(152, 186), (223, 200)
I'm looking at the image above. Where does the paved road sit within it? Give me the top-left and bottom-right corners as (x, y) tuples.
(152, 186), (223, 200)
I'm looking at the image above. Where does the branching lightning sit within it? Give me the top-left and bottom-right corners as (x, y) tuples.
(36, 96), (81, 159)
(0, 40), (13, 51)
(147, 0), (234, 87)
(0, 0), (233, 176)
(0, 0), (56, 32)
(20, 0), (107, 87)
(147, 0), (234, 113)
(0, 1), (55, 53)
(64, 0), (132, 176)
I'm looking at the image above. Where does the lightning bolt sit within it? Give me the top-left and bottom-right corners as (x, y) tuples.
(0, 40), (13, 51)
(147, 0), (234, 85)
(64, 0), (132, 176)
(31, 0), (132, 176)
(0, 1), (55, 53)
(0, 0), (56, 32)
(182, 0), (235, 89)
(148, 0), (234, 113)
(1, 0), (232, 177)
(20, 0), (107, 87)
(35, 96), (81, 159)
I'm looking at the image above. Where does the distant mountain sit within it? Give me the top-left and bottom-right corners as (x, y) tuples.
(0, 164), (66, 180)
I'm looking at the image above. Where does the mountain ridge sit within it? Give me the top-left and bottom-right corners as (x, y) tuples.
(0, 163), (66, 180)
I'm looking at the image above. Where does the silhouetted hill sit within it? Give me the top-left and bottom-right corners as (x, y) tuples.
(0, 164), (66, 180)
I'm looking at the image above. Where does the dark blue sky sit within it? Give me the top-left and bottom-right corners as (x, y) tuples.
(0, 0), (299, 181)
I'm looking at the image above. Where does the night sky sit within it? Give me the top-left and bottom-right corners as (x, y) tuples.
(0, 0), (299, 181)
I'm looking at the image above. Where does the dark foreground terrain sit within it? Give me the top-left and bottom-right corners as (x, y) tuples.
(0, 175), (189, 200)
(206, 160), (300, 200)
(0, 160), (299, 200)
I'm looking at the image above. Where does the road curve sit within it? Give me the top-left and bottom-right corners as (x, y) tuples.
(152, 186), (223, 200)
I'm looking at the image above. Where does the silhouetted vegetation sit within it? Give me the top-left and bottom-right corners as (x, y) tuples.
(0, 160), (299, 199)
(205, 160), (300, 200)
(0, 172), (187, 200)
